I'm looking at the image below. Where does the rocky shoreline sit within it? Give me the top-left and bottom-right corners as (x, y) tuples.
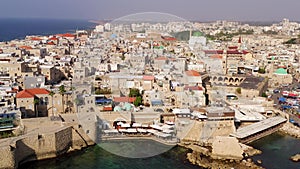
(179, 141), (264, 169)
(279, 122), (300, 162)
(279, 122), (300, 139)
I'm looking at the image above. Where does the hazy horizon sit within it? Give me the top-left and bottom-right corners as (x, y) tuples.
(0, 17), (298, 24)
(0, 0), (299, 22)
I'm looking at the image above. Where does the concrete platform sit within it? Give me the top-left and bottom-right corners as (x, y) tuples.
(230, 116), (286, 139)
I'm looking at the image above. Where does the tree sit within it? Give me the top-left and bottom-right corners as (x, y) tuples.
(95, 88), (112, 94)
(129, 88), (143, 107)
(261, 92), (267, 98)
(33, 98), (40, 117)
(59, 85), (66, 113)
(129, 88), (141, 97)
(258, 67), (266, 74)
(236, 88), (242, 94)
(49, 91), (55, 118)
(133, 96), (143, 107)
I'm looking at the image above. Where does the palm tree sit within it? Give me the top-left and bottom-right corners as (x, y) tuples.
(59, 85), (66, 113)
(49, 91), (55, 118)
(33, 98), (39, 117)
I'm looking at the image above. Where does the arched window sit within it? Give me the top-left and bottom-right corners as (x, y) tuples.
(40, 97), (44, 105)
(45, 97), (49, 105)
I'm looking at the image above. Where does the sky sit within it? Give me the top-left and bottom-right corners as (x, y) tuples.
(0, 0), (299, 22)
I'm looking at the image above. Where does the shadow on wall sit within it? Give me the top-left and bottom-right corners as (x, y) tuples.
(15, 139), (37, 168)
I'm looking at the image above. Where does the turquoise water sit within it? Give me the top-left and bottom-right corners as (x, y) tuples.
(250, 132), (300, 169)
(20, 133), (300, 169)
(21, 140), (201, 169)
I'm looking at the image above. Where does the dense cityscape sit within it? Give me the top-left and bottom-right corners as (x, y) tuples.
(1, 14), (300, 168)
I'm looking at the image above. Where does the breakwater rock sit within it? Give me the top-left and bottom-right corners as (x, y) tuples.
(181, 136), (264, 169)
(290, 154), (300, 162)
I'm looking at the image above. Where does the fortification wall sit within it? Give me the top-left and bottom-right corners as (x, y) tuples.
(0, 146), (15, 168)
(0, 126), (89, 169)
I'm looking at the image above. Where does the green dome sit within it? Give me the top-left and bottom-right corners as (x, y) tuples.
(274, 68), (288, 75)
(114, 106), (122, 112)
(192, 31), (203, 37)
(123, 103), (133, 111)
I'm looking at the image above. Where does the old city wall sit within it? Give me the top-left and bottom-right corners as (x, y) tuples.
(0, 126), (92, 169)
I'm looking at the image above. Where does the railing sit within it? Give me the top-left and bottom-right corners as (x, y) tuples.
(0, 118), (14, 129)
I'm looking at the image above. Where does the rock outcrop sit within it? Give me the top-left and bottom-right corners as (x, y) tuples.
(280, 123), (300, 139)
(290, 154), (300, 162)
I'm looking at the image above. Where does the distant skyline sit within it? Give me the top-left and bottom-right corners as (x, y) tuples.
(0, 0), (300, 22)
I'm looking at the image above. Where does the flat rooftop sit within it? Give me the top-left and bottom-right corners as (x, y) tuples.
(230, 116), (286, 139)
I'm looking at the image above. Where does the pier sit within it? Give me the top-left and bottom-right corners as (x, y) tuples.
(230, 116), (287, 144)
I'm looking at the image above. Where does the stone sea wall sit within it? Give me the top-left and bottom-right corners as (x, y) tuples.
(0, 126), (94, 169)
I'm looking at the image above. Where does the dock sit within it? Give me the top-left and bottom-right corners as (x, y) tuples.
(230, 116), (287, 143)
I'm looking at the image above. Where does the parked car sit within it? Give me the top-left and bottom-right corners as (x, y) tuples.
(273, 89), (280, 93)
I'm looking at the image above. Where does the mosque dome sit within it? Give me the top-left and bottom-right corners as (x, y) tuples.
(123, 102), (133, 111)
(274, 68), (288, 75)
(192, 31), (204, 37)
(114, 106), (122, 112)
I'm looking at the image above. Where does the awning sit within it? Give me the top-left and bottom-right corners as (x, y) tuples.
(147, 129), (158, 134)
(132, 123), (142, 127)
(279, 97), (286, 102)
(126, 128), (137, 133)
(288, 93), (298, 97)
(103, 129), (119, 134)
(137, 128), (147, 133)
(120, 123), (130, 128)
(150, 124), (163, 130)
(281, 105), (292, 109)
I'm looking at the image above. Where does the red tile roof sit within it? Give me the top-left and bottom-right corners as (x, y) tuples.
(103, 106), (113, 111)
(113, 97), (136, 103)
(143, 75), (155, 81)
(161, 36), (177, 41)
(227, 50), (242, 55)
(49, 37), (58, 41)
(210, 54), (223, 59)
(16, 90), (35, 98)
(228, 46), (238, 49)
(242, 50), (250, 55)
(16, 88), (50, 98)
(47, 41), (56, 45)
(30, 37), (42, 41)
(185, 70), (201, 76)
(19, 46), (33, 50)
(155, 56), (168, 60)
(57, 33), (75, 38)
(268, 53), (276, 56)
(184, 86), (203, 91)
(204, 50), (224, 54)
